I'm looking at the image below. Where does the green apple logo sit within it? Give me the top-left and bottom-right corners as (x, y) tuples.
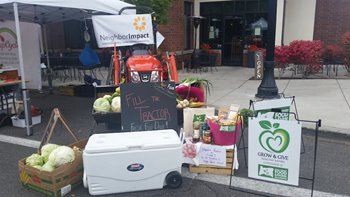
(258, 120), (290, 153)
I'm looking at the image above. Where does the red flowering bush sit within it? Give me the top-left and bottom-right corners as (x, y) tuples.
(274, 40), (323, 65)
(248, 44), (258, 52)
(275, 45), (291, 64)
(341, 32), (350, 69)
(200, 43), (211, 50)
(288, 40), (323, 65)
(322, 44), (342, 64)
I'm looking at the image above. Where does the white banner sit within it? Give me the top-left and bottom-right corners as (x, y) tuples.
(253, 98), (293, 120)
(92, 14), (154, 48)
(248, 117), (301, 186)
(0, 21), (41, 90)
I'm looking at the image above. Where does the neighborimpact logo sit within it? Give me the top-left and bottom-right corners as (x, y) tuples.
(0, 27), (18, 51)
(258, 120), (290, 153)
(133, 16), (147, 32)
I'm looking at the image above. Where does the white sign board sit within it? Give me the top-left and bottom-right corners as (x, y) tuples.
(248, 117), (301, 186)
(92, 14), (154, 48)
(0, 21), (42, 90)
(199, 144), (226, 167)
(253, 98), (293, 120)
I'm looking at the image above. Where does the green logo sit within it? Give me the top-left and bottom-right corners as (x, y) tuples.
(258, 120), (289, 153)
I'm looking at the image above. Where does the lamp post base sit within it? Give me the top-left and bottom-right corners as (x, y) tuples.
(255, 61), (280, 99)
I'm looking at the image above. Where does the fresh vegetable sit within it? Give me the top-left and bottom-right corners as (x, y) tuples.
(25, 153), (44, 167)
(111, 96), (121, 112)
(179, 77), (212, 100)
(103, 95), (113, 103)
(176, 85), (204, 102)
(48, 146), (75, 167)
(93, 98), (111, 112)
(41, 143), (59, 162)
(41, 162), (55, 172)
(176, 98), (189, 108)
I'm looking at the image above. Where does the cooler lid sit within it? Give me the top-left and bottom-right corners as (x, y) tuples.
(84, 129), (180, 154)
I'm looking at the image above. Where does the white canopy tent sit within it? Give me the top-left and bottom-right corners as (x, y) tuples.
(0, 0), (135, 135)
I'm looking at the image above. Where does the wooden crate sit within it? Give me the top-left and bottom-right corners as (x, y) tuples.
(189, 149), (235, 175)
(58, 85), (75, 96)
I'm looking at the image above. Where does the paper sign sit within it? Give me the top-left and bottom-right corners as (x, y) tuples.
(199, 144), (226, 167)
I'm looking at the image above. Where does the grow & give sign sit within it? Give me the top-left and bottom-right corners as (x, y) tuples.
(248, 117), (301, 186)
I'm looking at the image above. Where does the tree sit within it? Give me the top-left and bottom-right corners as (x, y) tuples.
(124, 0), (172, 24)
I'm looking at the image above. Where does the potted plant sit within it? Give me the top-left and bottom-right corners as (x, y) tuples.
(239, 108), (254, 128)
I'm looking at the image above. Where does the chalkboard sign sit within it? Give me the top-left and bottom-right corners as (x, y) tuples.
(120, 82), (178, 132)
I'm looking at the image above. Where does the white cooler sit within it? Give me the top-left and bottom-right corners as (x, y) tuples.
(83, 129), (183, 195)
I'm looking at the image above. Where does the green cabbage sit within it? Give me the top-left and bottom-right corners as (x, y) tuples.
(48, 146), (75, 167)
(111, 96), (121, 112)
(32, 165), (42, 170)
(103, 95), (113, 103)
(25, 153), (44, 167)
(41, 143), (59, 163)
(93, 98), (111, 112)
(41, 162), (55, 172)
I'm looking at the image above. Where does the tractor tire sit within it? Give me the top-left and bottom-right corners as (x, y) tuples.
(165, 171), (182, 189)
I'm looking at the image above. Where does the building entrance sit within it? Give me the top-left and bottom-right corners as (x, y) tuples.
(222, 17), (243, 66)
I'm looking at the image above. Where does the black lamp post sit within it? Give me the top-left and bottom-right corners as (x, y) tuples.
(255, 0), (280, 98)
(190, 16), (204, 69)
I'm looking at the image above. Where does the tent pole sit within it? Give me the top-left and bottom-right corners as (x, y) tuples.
(13, 3), (33, 136)
(42, 24), (53, 94)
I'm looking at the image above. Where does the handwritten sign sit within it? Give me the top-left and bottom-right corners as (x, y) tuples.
(120, 82), (178, 132)
(199, 144), (226, 167)
(254, 51), (264, 80)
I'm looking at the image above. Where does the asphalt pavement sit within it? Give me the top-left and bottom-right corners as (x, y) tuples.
(0, 66), (350, 196)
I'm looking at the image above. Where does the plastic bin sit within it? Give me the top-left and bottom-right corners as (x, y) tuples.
(11, 115), (41, 128)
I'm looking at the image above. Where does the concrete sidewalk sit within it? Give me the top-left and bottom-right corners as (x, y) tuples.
(178, 66), (350, 135)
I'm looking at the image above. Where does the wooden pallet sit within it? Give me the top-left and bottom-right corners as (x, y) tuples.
(189, 149), (235, 175)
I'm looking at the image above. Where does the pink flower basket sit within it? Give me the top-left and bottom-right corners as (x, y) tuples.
(207, 118), (241, 146)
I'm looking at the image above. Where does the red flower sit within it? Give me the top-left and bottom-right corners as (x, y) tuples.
(200, 43), (211, 50)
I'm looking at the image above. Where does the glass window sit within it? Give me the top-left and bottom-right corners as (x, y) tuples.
(184, 1), (193, 49)
(247, 0), (259, 12)
(260, 0), (269, 12)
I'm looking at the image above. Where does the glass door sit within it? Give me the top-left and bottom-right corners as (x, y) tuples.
(222, 16), (243, 66)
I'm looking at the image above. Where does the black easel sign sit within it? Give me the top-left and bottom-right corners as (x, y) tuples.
(120, 82), (178, 132)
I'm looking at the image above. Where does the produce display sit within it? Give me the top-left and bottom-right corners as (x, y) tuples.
(175, 78), (212, 109)
(25, 143), (80, 172)
(93, 87), (121, 112)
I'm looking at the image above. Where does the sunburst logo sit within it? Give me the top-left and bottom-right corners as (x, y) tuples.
(133, 16), (147, 32)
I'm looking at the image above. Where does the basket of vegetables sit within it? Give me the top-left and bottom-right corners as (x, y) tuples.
(175, 77), (212, 109)
(18, 125), (87, 197)
(92, 85), (122, 130)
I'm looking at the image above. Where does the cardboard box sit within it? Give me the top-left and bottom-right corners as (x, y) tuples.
(189, 149), (234, 176)
(18, 139), (87, 197)
(11, 115), (41, 128)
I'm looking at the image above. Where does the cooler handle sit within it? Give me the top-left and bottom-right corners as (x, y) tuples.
(179, 128), (185, 144)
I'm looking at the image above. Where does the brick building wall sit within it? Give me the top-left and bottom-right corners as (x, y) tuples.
(314, 0), (350, 45)
(158, 0), (193, 52)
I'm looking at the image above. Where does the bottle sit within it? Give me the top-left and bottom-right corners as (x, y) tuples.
(202, 122), (212, 144)
(192, 129), (200, 143)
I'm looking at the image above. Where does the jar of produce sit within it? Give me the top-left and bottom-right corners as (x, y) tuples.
(192, 129), (200, 143)
(202, 130), (212, 144)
